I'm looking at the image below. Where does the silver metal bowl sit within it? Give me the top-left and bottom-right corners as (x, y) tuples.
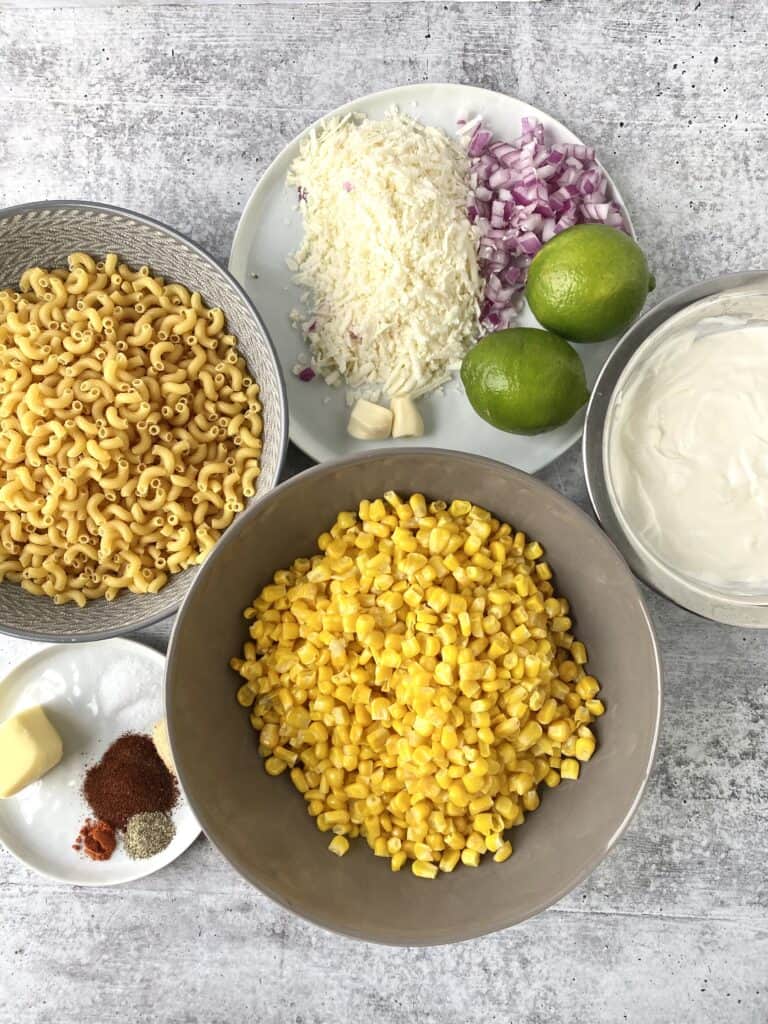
(0, 200), (288, 642)
(584, 270), (768, 627)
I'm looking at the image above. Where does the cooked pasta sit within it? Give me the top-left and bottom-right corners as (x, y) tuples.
(0, 252), (263, 605)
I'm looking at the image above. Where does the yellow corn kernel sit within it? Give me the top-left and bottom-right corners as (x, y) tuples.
(510, 623), (530, 644)
(237, 684), (256, 707)
(493, 840), (513, 863)
(391, 851), (408, 872)
(516, 721), (543, 750)
(259, 723), (280, 749)
(447, 499), (469, 517)
(463, 772), (487, 795)
(570, 640), (587, 664)
(547, 719), (572, 745)
(412, 860), (438, 879)
(409, 493), (427, 517)
(473, 813), (496, 836)
(439, 849), (461, 872)
(469, 794), (493, 815)
(575, 736), (596, 762)
(561, 757), (580, 780)
(484, 832), (504, 853)
(274, 745), (298, 766)
(460, 848), (481, 867)
(459, 661), (485, 682)
(522, 789), (540, 812)
(564, 691), (582, 712)
(328, 835), (349, 856)
(264, 756), (288, 776)
(586, 698), (605, 717)
(576, 675), (601, 700)
(447, 783), (470, 807)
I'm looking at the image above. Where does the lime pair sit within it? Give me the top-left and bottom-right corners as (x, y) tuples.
(462, 224), (654, 434)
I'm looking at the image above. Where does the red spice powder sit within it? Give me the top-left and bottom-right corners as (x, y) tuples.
(73, 819), (116, 861)
(84, 732), (178, 830)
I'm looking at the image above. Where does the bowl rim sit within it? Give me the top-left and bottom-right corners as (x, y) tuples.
(583, 270), (768, 627)
(0, 198), (289, 643)
(166, 446), (663, 945)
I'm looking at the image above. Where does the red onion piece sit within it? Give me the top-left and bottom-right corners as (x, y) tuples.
(461, 116), (627, 328)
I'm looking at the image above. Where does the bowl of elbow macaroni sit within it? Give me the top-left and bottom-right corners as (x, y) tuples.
(166, 448), (661, 944)
(0, 200), (287, 641)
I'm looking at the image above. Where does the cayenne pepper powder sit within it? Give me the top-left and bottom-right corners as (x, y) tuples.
(73, 819), (116, 861)
(84, 733), (178, 830)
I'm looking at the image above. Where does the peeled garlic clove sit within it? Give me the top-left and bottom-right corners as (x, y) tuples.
(391, 396), (424, 438)
(347, 399), (393, 440)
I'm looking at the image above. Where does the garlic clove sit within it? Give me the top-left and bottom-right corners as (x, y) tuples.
(347, 399), (394, 440)
(390, 395), (424, 438)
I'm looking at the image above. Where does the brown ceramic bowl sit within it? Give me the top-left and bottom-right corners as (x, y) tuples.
(166, 449), (661, 945)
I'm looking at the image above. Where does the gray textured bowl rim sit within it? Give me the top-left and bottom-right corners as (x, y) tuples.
(583, 270), (768, 628)
(166, 447), (662, 945)
(0, 198), (289, 643)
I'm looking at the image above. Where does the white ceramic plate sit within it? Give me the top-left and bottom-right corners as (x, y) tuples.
(0, 639), (200, 885)
(230, 82), (633, 472)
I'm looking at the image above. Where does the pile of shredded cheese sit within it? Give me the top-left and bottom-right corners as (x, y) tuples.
(287, 111), (482, 401)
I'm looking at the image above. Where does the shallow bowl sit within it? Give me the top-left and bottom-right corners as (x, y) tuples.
(167, 449), (661, 945)
(0, 200), (287, 641)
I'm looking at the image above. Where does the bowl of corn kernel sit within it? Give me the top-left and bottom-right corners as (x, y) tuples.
(0, 201), (287, 641)
(166, 449), (661, 945)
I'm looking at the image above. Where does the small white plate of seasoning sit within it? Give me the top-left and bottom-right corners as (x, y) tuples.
(0, 638), (200, 886)
(229, 82), (634, 472)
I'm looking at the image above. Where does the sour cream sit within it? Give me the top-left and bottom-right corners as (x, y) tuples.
(607, 315), (768, 591)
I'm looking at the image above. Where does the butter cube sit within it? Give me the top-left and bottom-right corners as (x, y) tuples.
(0, 705), (63, 798)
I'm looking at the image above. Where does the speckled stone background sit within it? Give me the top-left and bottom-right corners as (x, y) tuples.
(1, 1), (767, 1021)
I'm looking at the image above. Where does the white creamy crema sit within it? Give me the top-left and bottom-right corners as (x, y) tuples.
(608, 315), (768, 590)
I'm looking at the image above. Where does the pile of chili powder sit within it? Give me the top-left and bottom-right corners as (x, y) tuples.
(74, 733), (178, 861)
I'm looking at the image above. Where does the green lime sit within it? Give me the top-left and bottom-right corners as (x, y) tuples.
(461, 327), (588, 435)
(526, 224), (654, 343)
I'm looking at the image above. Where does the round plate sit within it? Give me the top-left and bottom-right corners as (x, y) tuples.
(0, 639), (200, 885)
(583, 270), (768, 627)
(229, 82), (633, 472)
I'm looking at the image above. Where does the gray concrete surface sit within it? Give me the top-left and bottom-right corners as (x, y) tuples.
(1, 1), (768, 1021)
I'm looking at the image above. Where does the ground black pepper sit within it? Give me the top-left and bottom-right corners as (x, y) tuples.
(124, 811), (176, 860)
(84, 733), (178, 830)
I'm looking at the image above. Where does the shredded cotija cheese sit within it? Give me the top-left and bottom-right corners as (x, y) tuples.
(287, 111), (482, 400)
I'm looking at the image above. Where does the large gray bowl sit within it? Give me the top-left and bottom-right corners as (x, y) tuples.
(0, 200), (287, 641)
(166, 449), (661, 945)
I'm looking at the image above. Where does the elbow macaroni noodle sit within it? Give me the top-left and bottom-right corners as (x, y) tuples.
(0, 252), (263, 605)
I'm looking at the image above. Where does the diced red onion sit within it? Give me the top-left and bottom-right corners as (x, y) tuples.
(459, 115), (628, 329)
(468, 129), (493, 157)
(298, 367), (316, 382)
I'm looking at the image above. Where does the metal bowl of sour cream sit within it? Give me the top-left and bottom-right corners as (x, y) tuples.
(584, 271), (768, 627)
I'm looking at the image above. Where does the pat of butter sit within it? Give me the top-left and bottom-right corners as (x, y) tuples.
(0, 706), (63, 798)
